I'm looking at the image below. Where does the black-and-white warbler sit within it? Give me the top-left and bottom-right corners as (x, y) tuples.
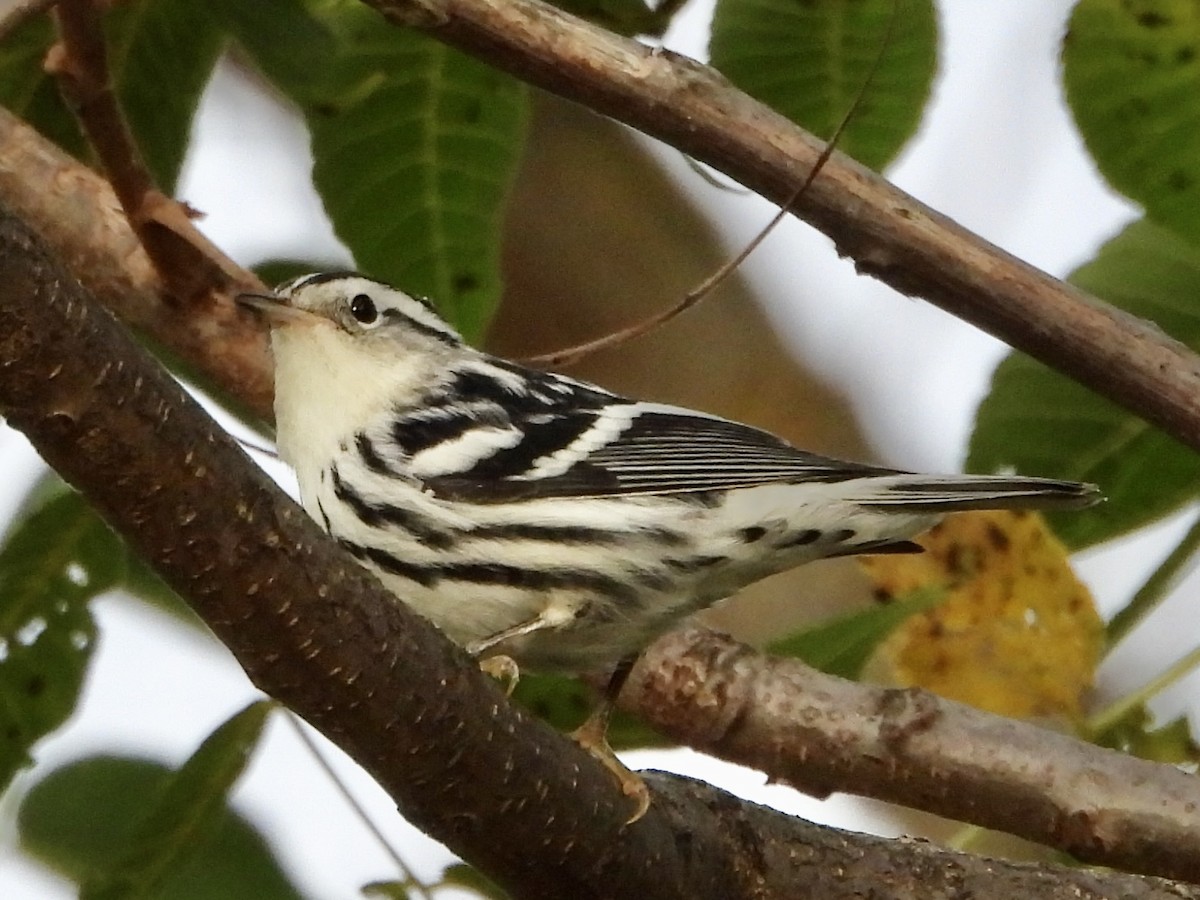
(239, 273), (1099, 818)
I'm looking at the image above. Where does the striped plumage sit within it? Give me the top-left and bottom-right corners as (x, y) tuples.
(243, 273), (1100, 673)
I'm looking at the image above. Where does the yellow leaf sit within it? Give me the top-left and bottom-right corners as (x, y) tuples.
(859, 510), (1102, 722)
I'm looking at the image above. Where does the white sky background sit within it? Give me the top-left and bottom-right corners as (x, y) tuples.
(3, 1), (1198, 897)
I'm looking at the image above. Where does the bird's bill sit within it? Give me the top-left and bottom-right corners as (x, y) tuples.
(236, 291), (321, 326)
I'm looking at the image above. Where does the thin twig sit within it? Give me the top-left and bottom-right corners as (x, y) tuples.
(1106, 513), (1200, 649)
(284, 714), (435, 900)
(49, 0), (260, 305)
(363, 0), (1200, 458)
(0, 0), (57, 44)
(524, 0), (899, 369)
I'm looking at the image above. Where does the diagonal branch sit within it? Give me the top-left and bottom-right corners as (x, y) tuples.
(0, 106), (274, 420)
(360, 0), (1200, 456)
(48, 0), (262, 315)
(626, 626), (1200, 884)
(3, 200), (1200, 900)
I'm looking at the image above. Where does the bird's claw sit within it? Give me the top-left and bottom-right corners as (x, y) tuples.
(477, 654), (520, 697)
(570, 709), (650, 824)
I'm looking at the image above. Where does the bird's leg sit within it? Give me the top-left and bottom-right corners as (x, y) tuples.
(570, 655), (650, 824)
(466, 605), (578, 697)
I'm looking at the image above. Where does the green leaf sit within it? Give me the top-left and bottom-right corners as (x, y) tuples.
(1064, 0), (1200, 244)
(305, 7), (527, 341)
(767, 587), (945, 679)
(0, 1), (222, 194)
(969, 219), (1200, 548)
(208, 0), (339, 104)
(19, 752), (302, 900)
(0, 13), (88, 159)
(104, 0), (225, 193)
(79, 701), (274, 900)
(0, 488), (120, 791)
(510, 673), (666, 750)
(217, 1), (528, 339)
(436, 862), (509, 899)
(1092, 705), (1200, 765)
(709, 0), (937, 171)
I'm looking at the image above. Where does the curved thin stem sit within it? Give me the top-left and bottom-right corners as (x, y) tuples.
(1106, 512), (1200, 649)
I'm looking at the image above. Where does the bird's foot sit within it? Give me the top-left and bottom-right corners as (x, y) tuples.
(477, 654), (520, 697)
(570, 707), (650, 824)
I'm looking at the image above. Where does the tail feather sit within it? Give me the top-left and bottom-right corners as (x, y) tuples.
(856, 475), (1101, 513)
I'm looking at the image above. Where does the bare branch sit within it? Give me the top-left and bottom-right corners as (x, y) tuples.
(48, 1), (262, 309)
(626, 626), (1200, 884)
(361, 0), (1200, 455)
(3, 199), (1199, 900)
(524, 0), (898, 369)
(0, 107), (274, 419)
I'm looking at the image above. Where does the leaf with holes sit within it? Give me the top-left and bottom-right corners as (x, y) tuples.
(0, 490), (121, 791)
(709, 0), (937, 171)
(1064, 0), (1200, 244)
(969, 218), (1200, 548)
(859, 511), (1103, 722)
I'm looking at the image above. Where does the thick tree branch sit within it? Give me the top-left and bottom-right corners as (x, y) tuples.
(3, 201), (1199, 900)
(0, 203), (720, 899)
(47, 0), (259, 310)
(628, 626), (1200, 884)
(361, 0), (1200, 457)
(0, 106), (274, 419)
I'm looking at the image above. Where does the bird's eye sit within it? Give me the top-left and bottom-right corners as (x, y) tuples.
(349, 293), (378, 325)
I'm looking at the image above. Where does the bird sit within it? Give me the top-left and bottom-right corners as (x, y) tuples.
(238, 272), (1100, 821)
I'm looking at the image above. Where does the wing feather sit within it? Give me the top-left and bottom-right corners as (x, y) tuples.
(422, 402), (899, 502)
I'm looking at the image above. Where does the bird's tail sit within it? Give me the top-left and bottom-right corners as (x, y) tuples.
(854, 474), (1101, 513)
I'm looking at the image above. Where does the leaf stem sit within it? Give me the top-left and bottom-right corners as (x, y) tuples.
(284, 714), (435, 900)
(1106, 513), (1200, 649)
(1086, 644), (1200, 738)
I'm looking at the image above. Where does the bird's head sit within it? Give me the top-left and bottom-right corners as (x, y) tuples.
(238, 272), (463, 351)
(237, 273), (463, 463)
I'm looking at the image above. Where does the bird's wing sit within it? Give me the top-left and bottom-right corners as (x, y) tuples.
(416, 401), (900, 503)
